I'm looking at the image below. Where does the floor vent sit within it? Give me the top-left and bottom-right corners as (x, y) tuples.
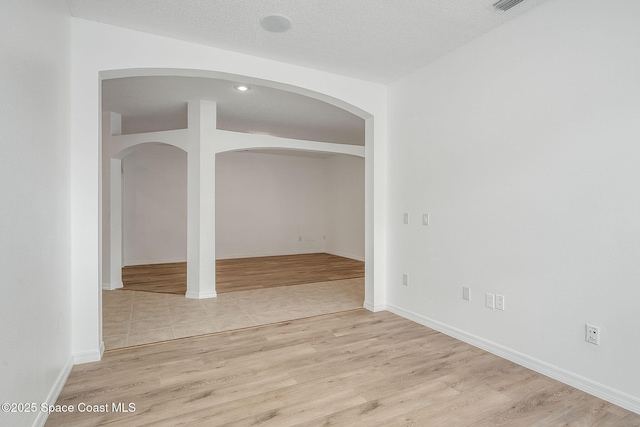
(492, 0), (526, 12)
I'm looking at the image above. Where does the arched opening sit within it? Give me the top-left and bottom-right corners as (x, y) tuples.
(100, 69), (375, 349)
(121, 144), (188, 291)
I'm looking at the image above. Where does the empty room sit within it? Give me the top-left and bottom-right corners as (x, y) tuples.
(100, 75), (367, 348)
(2, 0), (640, 426)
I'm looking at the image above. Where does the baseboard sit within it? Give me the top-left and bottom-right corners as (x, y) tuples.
(363, 300), (386, 312)
(124, 252), (362, 263)
(386, 303), (640, 415)
(185, 290), (217, 299)
(215, 249), (323, 260)
(73, 342), (103, 365)
(102, 281), (123, 290)
(325, 250), (365, 262)
(125, 257), (186, 266)
(33, 355), (73, 427)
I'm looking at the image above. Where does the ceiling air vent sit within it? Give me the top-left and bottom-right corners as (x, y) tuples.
(492, 0), (526, 12)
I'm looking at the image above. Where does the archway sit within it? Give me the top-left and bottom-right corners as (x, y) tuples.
(102, 111), (188, 292)
(100, 69), (377, 349)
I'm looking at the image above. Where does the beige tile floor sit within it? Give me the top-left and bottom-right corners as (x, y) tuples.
(102, 278), (364, 350)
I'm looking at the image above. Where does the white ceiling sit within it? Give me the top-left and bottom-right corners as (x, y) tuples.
(102, 76), (365, 145)
(90, 0), (549, 153)
(67, 0), (549, 84)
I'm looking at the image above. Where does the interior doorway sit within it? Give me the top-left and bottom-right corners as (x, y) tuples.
(100, 70), (375, 350)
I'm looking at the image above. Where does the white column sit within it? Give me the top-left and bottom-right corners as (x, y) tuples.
(364, 116), (385, 311)
(103, 112), (123, 290)
(186, 100), (217, 299)
(108, 158), (123, 290)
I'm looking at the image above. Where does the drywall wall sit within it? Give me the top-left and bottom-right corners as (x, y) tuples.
(120, 148), (364, 263)
(122, 144), (188, 265)
(386, 0), (640, 412)
(70, 18), (387, 360)
(216, 151), (328, 259)
(0, 1), (72, 426)
(325, 155), (365, 261)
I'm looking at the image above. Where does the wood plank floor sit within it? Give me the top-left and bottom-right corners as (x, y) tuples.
(122, 253), (364, 295)
(47, 310), (640, 426)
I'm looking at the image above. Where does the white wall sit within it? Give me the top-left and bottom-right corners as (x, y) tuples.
(386, 0), (640, 412)
(122, 144), (187, 265)
(325, 155), (365, 261)
(70, 18), (387, 358)
(120, 148), (364, 262)
(216, 151), (328, 259)
(0, 1), (72, 425)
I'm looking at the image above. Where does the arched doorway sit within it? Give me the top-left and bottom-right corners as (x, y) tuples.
(100, 69), (376, 349)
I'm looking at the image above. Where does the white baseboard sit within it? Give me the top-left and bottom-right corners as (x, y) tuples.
(386, 303), (640, 415)
(73, 341), (104, 365)
(102, 281), (123, 290)
(215, 249), (322, 260)
(33, 355), (73, 427)
(185, 290), (217, 299)
(325, 250), (365, 262)
(363, 300), (386, 312)
(124, 257), (186, 266)
(124, 251), (363, 263)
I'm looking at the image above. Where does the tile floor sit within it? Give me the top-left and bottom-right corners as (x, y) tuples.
(102, 277), (364, 350)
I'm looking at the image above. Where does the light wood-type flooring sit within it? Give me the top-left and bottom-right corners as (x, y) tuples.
(48, 310), (640, 426)
(122, 253), (365, 295)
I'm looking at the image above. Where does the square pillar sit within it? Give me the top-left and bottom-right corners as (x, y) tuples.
(103, 112), (123, 290)
(108, 159), (123, 290)
(186, 100), (217, 299)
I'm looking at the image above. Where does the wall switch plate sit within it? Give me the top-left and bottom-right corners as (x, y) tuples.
(402, 274), (408, 286)
(422, 213), (429, 226)
(463, 287), (470, 301)
(496, 294), (505, 311)
(403, 213), (409, 224)
(485, 293), (495, 309)
(586, 324), (600, 345)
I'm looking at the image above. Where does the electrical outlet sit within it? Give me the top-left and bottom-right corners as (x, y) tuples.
(462, 287), (470, 301)
(496, 294), (505, 311)
(402, 274), (408, 286)
(485, 293), (495, 309)
(586, 324), (600, 345)
(403, 213), (409, 224)
(422, 213), (429, 226)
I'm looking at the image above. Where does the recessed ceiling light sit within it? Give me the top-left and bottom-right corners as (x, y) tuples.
(260, 14), (291, 33)
(234, 84), (250, 92)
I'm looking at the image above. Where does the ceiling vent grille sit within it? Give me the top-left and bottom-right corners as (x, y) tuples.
(492, 0), (526, 12)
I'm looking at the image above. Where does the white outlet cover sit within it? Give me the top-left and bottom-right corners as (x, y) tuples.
(586, 324), (600, 345)
(496, 294), (505, 311)
(485, 293), (495, 309)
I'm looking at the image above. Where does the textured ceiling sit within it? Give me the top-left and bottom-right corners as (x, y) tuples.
(102, 77), (365, 145)
(66, 0), (548, 84)
(92, 0), (549, 151)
